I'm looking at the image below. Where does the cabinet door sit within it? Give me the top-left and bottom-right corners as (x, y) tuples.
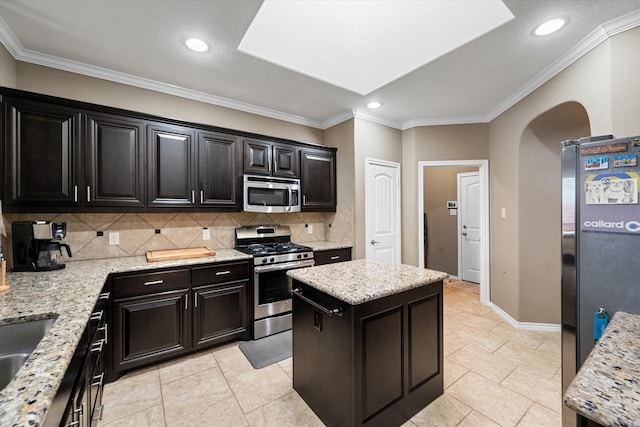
(273, 143), (299, 178)
(301, 149), (336, 211)
(192, 282), (248, 348)
(243, 138), (272, 175)
(147, 123), (196, 207)
(198, 131), (241, 209)
(3, 97), (81, 208)
(112, 289), (190, 372)
(85, 112), (145, 207)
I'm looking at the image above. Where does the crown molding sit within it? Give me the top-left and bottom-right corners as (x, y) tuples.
(322, 110), (356, 129)
(486, 9), (640, 122)
(402, 114), (490, 130)
(352, 109), (403, 130)
(0, 17), (324, 130)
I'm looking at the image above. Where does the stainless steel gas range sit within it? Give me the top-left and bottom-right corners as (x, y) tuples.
(235, 225), (314, 339)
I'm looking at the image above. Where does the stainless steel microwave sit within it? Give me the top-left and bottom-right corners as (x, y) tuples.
(243, 175), (301, 213)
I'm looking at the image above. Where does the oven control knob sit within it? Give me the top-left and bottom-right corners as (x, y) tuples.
(297, 254), (302, 259)
(270, 257), (275, 263)
(303, 253), (308, 258)
(262, 258), (268, 264)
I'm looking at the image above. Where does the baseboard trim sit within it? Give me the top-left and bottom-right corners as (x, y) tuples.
(487, 302), (561, 332)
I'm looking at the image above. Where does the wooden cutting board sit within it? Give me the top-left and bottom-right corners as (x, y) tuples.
(146, 247), (216, 262)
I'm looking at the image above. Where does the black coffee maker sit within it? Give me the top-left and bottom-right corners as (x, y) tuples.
(12, 221), (72, 271)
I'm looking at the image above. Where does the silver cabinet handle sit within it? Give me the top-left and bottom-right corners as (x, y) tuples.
(90, 310), (103, 322)
(292, 288), (343, 317)
(91, 372), (105, 387)
(303, 194), (306, 205)
(194, 292), (198, 308)
(144, 280), (163, 286)
(371, 240), (380, 245)
(99, 291), (110, 300)
(184, 294), (188, 310)
(200, 190), (204, 204)
(91, 339), (104, 353)
(74, 185), (78, 202)
(93, 404), (104, 421)
(330, 256), (340, 260)
(87, 186), (91, 203)
(98, 323), (108, 344)
(191, 190), (195, 204)
(215, 270), (231, 276)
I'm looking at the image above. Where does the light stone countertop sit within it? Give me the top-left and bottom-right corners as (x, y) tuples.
(0, 249), (251, 427)
(287, 259), (447, 305)
(564, 311), (640, 426)
(303, 241), (352, 251)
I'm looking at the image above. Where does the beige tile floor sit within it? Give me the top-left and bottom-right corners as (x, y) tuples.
(99, 281), (561, 426)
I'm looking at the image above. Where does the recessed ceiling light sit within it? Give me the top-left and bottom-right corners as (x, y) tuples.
(185, 38), (209, 52)
(534, 18), (565, 36)
(367, 102), (382, 109)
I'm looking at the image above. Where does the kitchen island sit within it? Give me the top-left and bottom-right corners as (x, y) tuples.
(287, 259), (447, 427)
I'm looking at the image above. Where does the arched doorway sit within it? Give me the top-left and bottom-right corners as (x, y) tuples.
(517, 102), (590, 324)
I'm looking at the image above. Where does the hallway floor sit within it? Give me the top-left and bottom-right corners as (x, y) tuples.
(99, 283), (561, 426)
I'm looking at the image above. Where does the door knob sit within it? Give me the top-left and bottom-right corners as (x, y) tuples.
(370, 240), (380, 245)
(462, 232), (468, 236)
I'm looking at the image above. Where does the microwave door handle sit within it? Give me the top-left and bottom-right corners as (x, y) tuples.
(288, 188), (292, 212)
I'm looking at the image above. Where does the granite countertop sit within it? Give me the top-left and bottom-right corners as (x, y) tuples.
(0, 249), (251, 427)
(303, 241), (352, 251)
(287, 259), (447, 305)
(564, 311), (640, 426)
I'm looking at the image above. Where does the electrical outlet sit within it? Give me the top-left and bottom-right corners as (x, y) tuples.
(501, 208), (507, 219)
(202, 228), (210, 240)
(109, 232), (119, 246)
(308, 224), (314, 234)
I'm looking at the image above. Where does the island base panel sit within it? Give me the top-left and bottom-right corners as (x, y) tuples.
(292, 280), (443, 427)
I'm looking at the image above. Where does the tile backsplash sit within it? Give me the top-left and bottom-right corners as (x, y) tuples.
(0, 206), (353, 267)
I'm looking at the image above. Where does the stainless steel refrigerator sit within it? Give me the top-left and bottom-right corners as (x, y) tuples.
(561, 134), (640, 426)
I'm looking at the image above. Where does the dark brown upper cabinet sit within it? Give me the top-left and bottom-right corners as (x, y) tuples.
(198, 131), (242, 210)
(243, 138), (299, 178)
(1, 88), (336, 213)
(85, 112), (146, 207)
(3, 97), (82, 209)
(300, 148), (336, 211)
(147, 123), (197, 208)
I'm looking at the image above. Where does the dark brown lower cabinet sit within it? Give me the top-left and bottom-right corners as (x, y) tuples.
(193, 282), (247, 348)
(313, 247), (352, 265)
(46, 290), (110, 427)
(108, 261), (250, 380)
(292, 279), (443, 427)
(113, 289), (190, 372)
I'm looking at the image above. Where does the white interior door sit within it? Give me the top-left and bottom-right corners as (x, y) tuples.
(366, 159), (401, 263)
(458, 172), (481, 283)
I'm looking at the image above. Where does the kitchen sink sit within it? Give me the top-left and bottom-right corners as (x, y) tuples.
(0, 317), (56, 391)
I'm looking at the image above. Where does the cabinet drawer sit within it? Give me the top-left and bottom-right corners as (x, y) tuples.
(112, 268), (190, 298)
(192, 262), (250, 285)
(314, 248), (352, 265)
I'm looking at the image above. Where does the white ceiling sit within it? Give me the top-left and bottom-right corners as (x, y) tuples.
(0, 0), (639, 130)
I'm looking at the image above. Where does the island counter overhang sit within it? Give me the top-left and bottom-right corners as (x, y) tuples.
(287, 259), (448, 427)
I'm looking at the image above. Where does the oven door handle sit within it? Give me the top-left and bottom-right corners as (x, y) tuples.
(254, 259), (315, 273)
